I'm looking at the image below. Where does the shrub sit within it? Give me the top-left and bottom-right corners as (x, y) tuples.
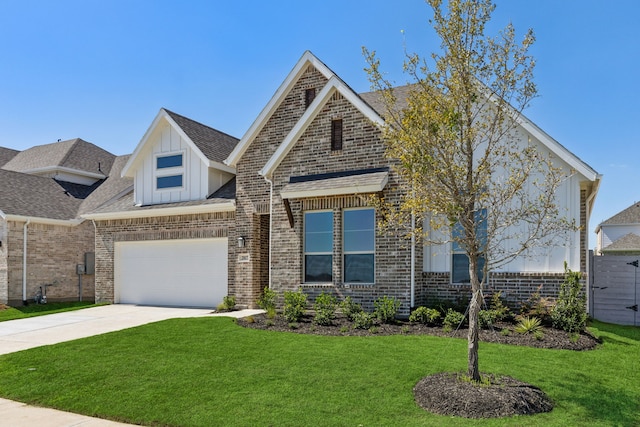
(409, 306), (441, 325)
(519, 286), (555, 325)
(352, 311), (374, 330)
(487, 292), (512, 322)
(443, 308), (465, 330)
(224, 295), (236, 310)
(257, 287), (277, 312)
(374, 296), (400, 324)
(551, 264), (588, 333)
(283, 289), (307, 323)
(478, 309), (497, 328)
(515, 316), (542, 335)
(340, 296), (363, 321)
(313, 292), (337, 326)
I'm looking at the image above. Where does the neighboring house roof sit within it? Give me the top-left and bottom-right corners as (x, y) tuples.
(602, 233), (640, 253)
(2, 138), (115, 178)
(0, 169), (83, 221)
(0, 147), (19, 167)
(122, 108), (238, 177)
(596, 202), (640, 233)
(78, 155), (134, 216)
(0, 149), (136, 223)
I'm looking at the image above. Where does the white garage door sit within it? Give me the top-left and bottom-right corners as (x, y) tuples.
(114, 238), (228, 308)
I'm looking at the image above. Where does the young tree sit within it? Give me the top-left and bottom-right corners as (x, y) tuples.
(365, 0), (575, 382)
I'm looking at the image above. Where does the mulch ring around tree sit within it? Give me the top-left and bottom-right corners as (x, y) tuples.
(414, 372), (554, 418)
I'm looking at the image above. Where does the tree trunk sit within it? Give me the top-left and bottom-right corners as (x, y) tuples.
(467, 256), (482, 382)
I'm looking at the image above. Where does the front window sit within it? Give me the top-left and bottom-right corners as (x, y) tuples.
(157, 154), (183, 169)
(343, 208), (375, 283)
(155, 152), (184, 190)
(304, 211), (333, 282)
(451, 209), (487, 283)
(157, 174), (183, 189)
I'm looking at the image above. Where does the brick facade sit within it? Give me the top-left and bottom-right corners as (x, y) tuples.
(234, 65), (421, 315)
(1, 219), (95, 305)
(93, 211), (235, 304)
(418, 272), (567, 310)
(234, 65), (331, 308)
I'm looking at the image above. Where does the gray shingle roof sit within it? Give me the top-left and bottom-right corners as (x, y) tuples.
(2, 138), (115, 177)
(208, 177), (235, 200)
(0, 169), (83, 220)
(89, 188), (234, 216)
(359, 84), (414, 117)
(600, 202), (640, 225)
(602, 233), (640, 252)
(164, 109), (239, 163)
(78, 155), (134, 216)
(0, 147), (19, 167)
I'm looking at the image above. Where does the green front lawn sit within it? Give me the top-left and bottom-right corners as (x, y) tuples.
(0, 318), (637, 426)
(0, 301), (98, 322)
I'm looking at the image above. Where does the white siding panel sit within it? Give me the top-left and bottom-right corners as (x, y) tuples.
(422, 127), (587, 275)
(134, 117), (216, 205)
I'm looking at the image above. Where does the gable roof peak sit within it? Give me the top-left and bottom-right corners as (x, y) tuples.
(121, 108), (238, 178)
(225, 51), (340, 167)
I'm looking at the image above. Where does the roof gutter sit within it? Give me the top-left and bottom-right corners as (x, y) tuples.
(82, 201), (236, 221)
(3, 214), (83, 227)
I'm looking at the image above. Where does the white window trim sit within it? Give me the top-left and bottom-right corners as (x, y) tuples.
(303, 210), (334, 284)
(342, 207), (375, 285)
(154, 150), (186, 192)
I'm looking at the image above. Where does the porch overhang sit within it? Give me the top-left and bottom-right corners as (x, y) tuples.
(280, 168), (389, 199)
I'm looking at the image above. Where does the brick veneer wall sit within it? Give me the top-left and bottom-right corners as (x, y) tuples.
(418, 272), (568, 310)
(93, 211), (235, 304)
(3, 220), (95, 305)
(234, 65), (330, 308)
(265, 88), (417, 315)
(0, 220), (8, 304)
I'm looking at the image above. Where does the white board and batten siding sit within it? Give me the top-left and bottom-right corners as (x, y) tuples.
(423, 129), (584, 275)
(133, 121), (210, 206)
(114, 238), (228, 308)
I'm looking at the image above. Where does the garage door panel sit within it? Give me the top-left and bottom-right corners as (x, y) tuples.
(115, 238), (227, 308)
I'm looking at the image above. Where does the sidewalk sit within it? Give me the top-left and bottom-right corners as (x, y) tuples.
(0, 305), (263, 426)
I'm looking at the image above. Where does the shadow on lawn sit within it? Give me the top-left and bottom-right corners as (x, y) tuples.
(591, 320), (640, 343)
(557, 372), (640, 425)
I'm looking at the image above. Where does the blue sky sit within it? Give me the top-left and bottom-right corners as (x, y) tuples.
(0, 1), (638, 246)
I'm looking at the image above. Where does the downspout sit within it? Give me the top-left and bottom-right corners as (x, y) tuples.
(22, 219), (30, 304)
(263, 175), (273, 289)
(410, 212), (416, 308)
(410, 175), (416, 308)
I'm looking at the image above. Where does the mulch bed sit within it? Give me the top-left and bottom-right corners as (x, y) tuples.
(237, 313), (600, 351)
(237, 312), (600, 419)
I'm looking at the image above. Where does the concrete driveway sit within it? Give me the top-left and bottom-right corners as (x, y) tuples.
(0, 304), (262, 355)
(0, 304), (263, 426)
